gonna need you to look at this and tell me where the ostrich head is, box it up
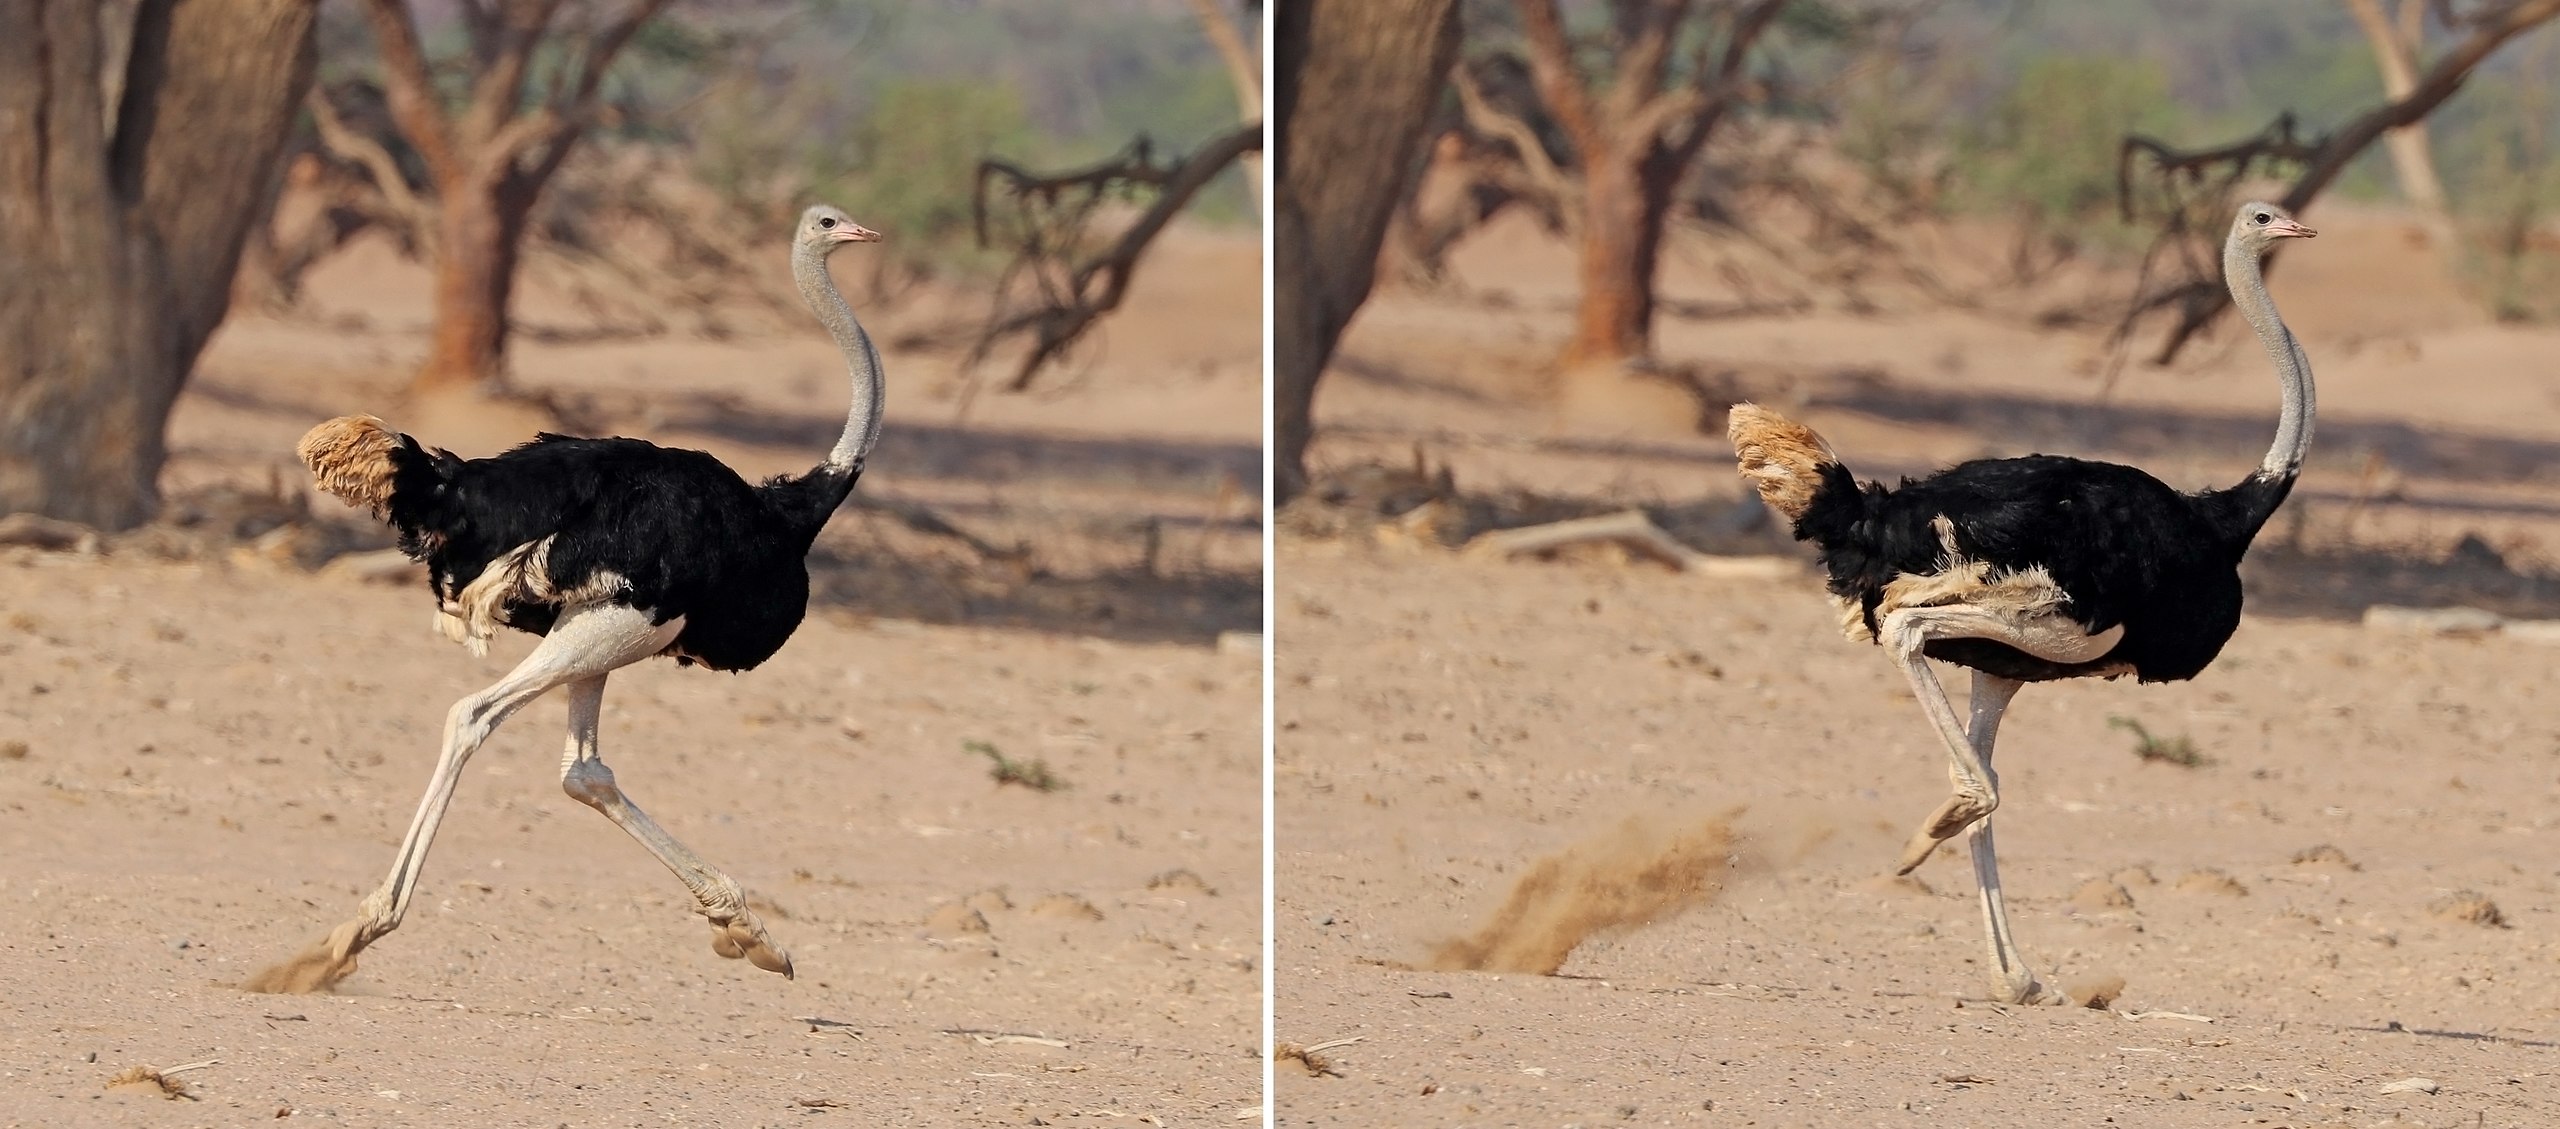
[2231,201,2316,249]
[797,204,881,253]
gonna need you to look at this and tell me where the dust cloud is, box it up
[239,939,357,995]
[1429,812,1741,975]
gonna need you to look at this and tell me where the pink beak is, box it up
[828,223,882,244]
[2270,218,2316,239]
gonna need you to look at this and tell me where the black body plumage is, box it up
[1790,456,2295,684]
[378,432,858,672]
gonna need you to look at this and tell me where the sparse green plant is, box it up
[2108,716,2206,768]
[2441,35,2560,324]
[965,740,1064,792]
[670,2,1248,279]
[690,73,1033,275]
[1957,55,2185,249]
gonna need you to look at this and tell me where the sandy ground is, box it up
[0,224,1260,1124]
[1275,206,2560,1126]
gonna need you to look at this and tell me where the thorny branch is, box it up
[2109,114,2319,370]
[968,123,1262,392]
[2114,0,2560,364]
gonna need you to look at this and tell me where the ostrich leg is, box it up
[1875,604,2116,1004]
[1883,606,2121,874]
[247,604,682,993]
[559,675,794,978]
[1955,671,2052,1005]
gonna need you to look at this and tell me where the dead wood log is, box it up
[0,513,102,553]
[1463,508,1794,576]
[316,547,425,584]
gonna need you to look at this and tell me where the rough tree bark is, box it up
[355,0,669,396]
[1516,0,1788,370]
[1272,0,1462,505]
[0,0,318,529]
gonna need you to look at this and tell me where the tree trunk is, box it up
[1183,0,1265,220]
[232,145,310,314]
[413,175,533,394]
[1514,0,1786,376]
[1561,149,1676,368]
[358,0,669,403]
[1272,0,1461,505]
[0,0,317,530]
[2342,0,2451,216]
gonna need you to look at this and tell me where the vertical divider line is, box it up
[1256,4,1278,1119]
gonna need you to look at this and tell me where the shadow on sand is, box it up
[1657,499,2560,624]
[188,379,1261,648]
[1808,382,2560,491]
[193,381,1262,502]
[673,400,1263,646]
[662,402,1261,501]
[1311,368,2560,626]
[803,540,1257,648]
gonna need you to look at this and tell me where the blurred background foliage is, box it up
[1900,0,2555,230]
[1728,0,2559,315]
[313,0,1253,277]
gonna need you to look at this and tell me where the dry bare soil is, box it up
[1277,207,2560,1127]
[0,226,1261,1124]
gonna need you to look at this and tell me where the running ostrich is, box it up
[252,205,886,992]
[1727,201,2317,1004]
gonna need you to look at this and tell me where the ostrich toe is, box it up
[1894,792,1994,875]
[1999,968,2066,1007]
[710,912,794,978]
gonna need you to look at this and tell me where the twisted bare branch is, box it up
[969,124,1262,391]
[307,87,434,235]
[1451,61,1575,214]
[2116,0,2560,362]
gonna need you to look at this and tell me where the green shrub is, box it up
[1955,55,2184,238]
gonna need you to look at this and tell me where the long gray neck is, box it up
[2224,235,2313,481]
[792,243,884,470]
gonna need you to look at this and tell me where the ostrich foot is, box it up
[708,909,794,979]
[1993,968,2066,1007]
[241,920,371,994]
[1894,792,1993,875]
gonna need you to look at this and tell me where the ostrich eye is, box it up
[2254,213,2270,225]
[819,217,837,229]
